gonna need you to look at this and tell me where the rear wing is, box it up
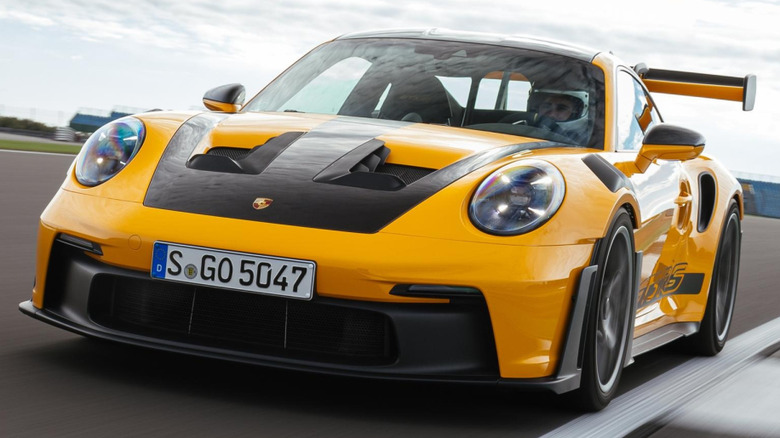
[633,63,756,111]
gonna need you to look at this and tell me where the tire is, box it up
[570,208,635,411]
[685,199,741,356]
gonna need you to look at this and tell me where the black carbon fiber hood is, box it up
[144,113,556,233]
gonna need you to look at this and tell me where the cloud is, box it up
[3,0,775,76]
[0,8,54,27]
[3,0,776,96]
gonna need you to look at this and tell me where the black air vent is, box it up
[698,172,717,232]
[88,275,396,365]
[314,140,434,191]
[187,131,305,174]
[350,145,390,173]
[207,147,251,161]
[375,163,434,185]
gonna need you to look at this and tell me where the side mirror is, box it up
[634,124,705,173]
[203,84,246,113]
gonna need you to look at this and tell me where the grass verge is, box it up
[0,139,80,155]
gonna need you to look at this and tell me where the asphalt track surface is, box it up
[2,150,779,437]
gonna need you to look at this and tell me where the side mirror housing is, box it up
[635,124,705,173]
[203,84,246,113]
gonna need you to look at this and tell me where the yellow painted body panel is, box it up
[634,157,742,335]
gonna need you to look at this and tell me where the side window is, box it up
[476,77,501,109]
[281,57,372,114]
[616,71,660,151]
[506,80,532,110]
[475,72,531,110]
[437,76,471,107]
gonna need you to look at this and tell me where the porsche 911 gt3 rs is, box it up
[20,28,756,410]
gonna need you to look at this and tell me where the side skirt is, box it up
[631,321,700,358]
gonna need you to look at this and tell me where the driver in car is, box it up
[538,94,578,121]
[531,90,590,144]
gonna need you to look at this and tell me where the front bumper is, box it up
[19,242,596,393]
[27,188,596,384]
[21,243,601,394]
[22,241,502,381]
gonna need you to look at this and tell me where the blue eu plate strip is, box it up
[151,242,168,279]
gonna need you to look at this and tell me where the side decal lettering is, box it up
[637,262,704,307]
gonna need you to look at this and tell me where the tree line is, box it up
[0,116,56,133]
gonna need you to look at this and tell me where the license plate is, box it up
[151,242,316,300]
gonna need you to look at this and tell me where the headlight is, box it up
[75,117,145,186]
[469,160,565,235]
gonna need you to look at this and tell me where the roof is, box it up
[336,28,600,62]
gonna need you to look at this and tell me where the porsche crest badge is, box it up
[253,198,273,210]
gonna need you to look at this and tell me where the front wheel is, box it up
[684,199,741,355]
[570,209,635,411]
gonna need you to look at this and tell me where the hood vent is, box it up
[374,163,434,186]
[186,129,434,191]
[313,139,433,191]
[205,147,251,161]
[187,131,305,174]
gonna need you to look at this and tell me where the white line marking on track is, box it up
[542,316,780,438]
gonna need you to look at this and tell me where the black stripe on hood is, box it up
[144,114,559,233]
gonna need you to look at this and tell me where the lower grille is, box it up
[89,275,395,365]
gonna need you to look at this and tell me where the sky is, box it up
[1,0,779,177]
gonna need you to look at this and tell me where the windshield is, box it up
[244,38,605,147]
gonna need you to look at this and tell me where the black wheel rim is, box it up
[715,213,739,342]
[596,226,632,393]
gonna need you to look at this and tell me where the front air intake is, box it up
[88,275,396,365]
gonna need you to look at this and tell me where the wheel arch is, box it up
[733,191,744,220]
[598,192,641,242]
[553,205,640,399]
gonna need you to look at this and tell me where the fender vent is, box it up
[698,172,717,232]
[582,154,630,193]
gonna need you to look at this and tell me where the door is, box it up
[611,69,694,334]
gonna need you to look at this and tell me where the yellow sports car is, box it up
[20,29,756,410]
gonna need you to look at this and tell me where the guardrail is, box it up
[739,178,780,219]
